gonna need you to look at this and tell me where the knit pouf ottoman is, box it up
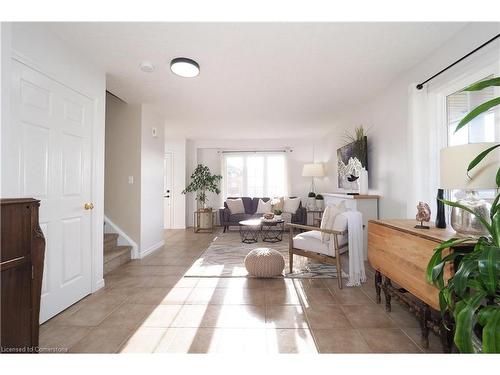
[244,248,285,278]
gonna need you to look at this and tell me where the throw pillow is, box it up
[320,205,334,243]
[256,199,272,214]
[283,197,301,214]
[226,198,245,214]
[320,201,347,242]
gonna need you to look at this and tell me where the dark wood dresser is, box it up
[1,198,45,353]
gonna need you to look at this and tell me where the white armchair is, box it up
[287,214,348,288]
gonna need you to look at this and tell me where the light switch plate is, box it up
[128,176,134,184]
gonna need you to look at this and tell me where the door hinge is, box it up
[32,265,34,279]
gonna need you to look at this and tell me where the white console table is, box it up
[322,193,380,257]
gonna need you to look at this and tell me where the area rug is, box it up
[185,231,348,279]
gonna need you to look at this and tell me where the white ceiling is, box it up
[47,22,467,139]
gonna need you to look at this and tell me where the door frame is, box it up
[164,152,174,229]
[8,49,105,298]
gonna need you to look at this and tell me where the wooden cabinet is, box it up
[1,198,45,353]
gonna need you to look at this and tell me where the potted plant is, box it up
[182,164,222,229]
[273,209,283,220]
[315,194,324,210]
[182,164,222,210]
[426,77,500,353]
[307,192,316,210]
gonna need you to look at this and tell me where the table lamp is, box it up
[440,142,499,236]
[302,163,325,194]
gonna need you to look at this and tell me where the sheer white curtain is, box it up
[284,151,291,197]
[220,151,289,198]
[406,84,442,218]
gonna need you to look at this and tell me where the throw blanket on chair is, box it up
[342,210,366,287]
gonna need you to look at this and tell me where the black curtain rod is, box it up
[416,33,500,90]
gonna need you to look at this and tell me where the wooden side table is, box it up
[306,209,323,227]
[368,219,474,353]
[194,209,216,233]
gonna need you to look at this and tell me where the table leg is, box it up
[383,277,392,312]
[420,304,430,349]
[375,270,382,304]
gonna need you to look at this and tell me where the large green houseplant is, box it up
[182,164,222,210]
[426,77,500,353]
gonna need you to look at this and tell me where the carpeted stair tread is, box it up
[104,233,119,244]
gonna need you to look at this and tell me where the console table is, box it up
[368,219,474,353]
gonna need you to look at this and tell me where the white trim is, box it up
[94,278,105,291]
[104,214,139,259]
[139,240,165,259]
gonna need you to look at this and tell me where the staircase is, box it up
[104,233,132,275]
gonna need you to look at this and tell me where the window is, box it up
[446,75,499,200]
[447,75,498,146]
[222,152,287,198]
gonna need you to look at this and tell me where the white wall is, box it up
[186,137,325,226]
[165,137,187,229]
[140,104,166,256]
[3,22,106,292]
[104,93,142,244]
[323,22,500,219]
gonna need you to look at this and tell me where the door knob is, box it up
[84,203,94,210]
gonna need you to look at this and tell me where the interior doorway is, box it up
[164,152,174,229]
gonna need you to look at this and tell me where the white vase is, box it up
[359,168,369,195]
[315,199,324,210]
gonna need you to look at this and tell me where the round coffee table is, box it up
[239,219,262,244]
[261,219,285,243]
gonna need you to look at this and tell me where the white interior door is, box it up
[164,152,173,229]
[9,59,93,323]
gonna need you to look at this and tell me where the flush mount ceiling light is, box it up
[170,57,200,78]
[139,61,155,73]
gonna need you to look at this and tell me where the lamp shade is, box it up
[302,163,325,177]
[440,143,499,190]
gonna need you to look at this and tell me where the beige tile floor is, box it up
[39,228,444,354]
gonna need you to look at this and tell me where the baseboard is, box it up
[93,278,105,292]
[139,240,165,259]
[104,215,139,258]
